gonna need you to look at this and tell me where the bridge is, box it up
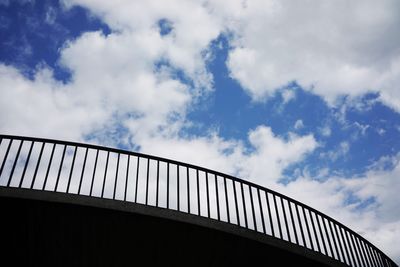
[0,134,397,266]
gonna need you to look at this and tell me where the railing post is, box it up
[66,146,77,193]
[101,151,110,198]
[135,157,140,203]
[309,210,320,252]
[187,167,190,214]
[113,153,120,200]
[145,157,150,205]
[265,192,275,237]
[196,169,200,216]
[224,176,230,223]
[54,145,67,192]
[289,201,299,245]
[233,181,240,225]
[31,142,44,189]
[0,139,13,178]
[7,140,23,187]
[19,141,34,188]
[257,188,266,234]
[281,197,290,242]
[124,155,130,202]
[78,147,88,195]
[89,149,99,196]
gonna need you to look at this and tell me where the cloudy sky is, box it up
[0,0,399,262]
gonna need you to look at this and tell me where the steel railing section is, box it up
[0,134,397,267]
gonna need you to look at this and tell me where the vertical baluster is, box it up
[0,139,13,178]
[376,250,386,267]
[233,180,240,225]
[359,239,372,267]
[266,192,275,237]
[281,198,291,242]
[89,150,99,196]
[364,243,376,267]
[240,182,248,228]
[289,202,299,245]
[316,214,328,255]
[333,224,346,264]
[30,143,44,189]
[66,146,77,193]
[257,188,266,234]
[167,162,170,209]
[77,147,88,195]
[224,177,230,223]
[328,220,341,261]
[296,204,306,247]
[42,144,56,190]
[135,157,140,203]
[206,172,210,218]
[343,229,357,267]
[177,165,180,211]
[375,250,385,267]
[196,169,200,216]
[54,145,67,192]
[302,206,314,250]
[338,226,351,266]
[156,160,160,207]
[145,158,150,205]
[322,217,334,257]
[215,175,220,221]
[368,246,379,267]
[354,236,368,266]
[101,151,110,198]
[249,186,257,231]
[187,167,190,213]
[113,153,120,200]
[349,232,363,267]
[7,140,23,187]
[124,156,131,202]
[273,195,282,238]
[309,210,320,252]
[19,141,34,188]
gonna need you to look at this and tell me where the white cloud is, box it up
[133,125,318,187]
[281,88,295,104]
[320,141,350,161]
[237,126,317,186]
[294,119,304,130]
[63,0,222,90]
[222,0,400,111]
[320,125,331,137]
[377,128,386,136]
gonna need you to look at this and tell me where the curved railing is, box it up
[0,134,397,267]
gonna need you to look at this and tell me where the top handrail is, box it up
[0,134,397,267]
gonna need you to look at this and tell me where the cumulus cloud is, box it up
[294,119,304,130]
[223,0,400,111]
[281,89,295,104]
[320,141,350,162]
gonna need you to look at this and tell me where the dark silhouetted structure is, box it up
[0,134,397,267]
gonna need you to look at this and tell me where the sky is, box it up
[0,0,399,262]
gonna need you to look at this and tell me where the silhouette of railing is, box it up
[0,134,397,267]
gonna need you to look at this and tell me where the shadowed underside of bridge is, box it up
[1,189,335,267]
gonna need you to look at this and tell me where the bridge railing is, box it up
[0,134,397,267]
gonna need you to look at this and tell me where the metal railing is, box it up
[0,134,397,267]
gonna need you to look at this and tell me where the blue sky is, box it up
[0,0,399,261]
